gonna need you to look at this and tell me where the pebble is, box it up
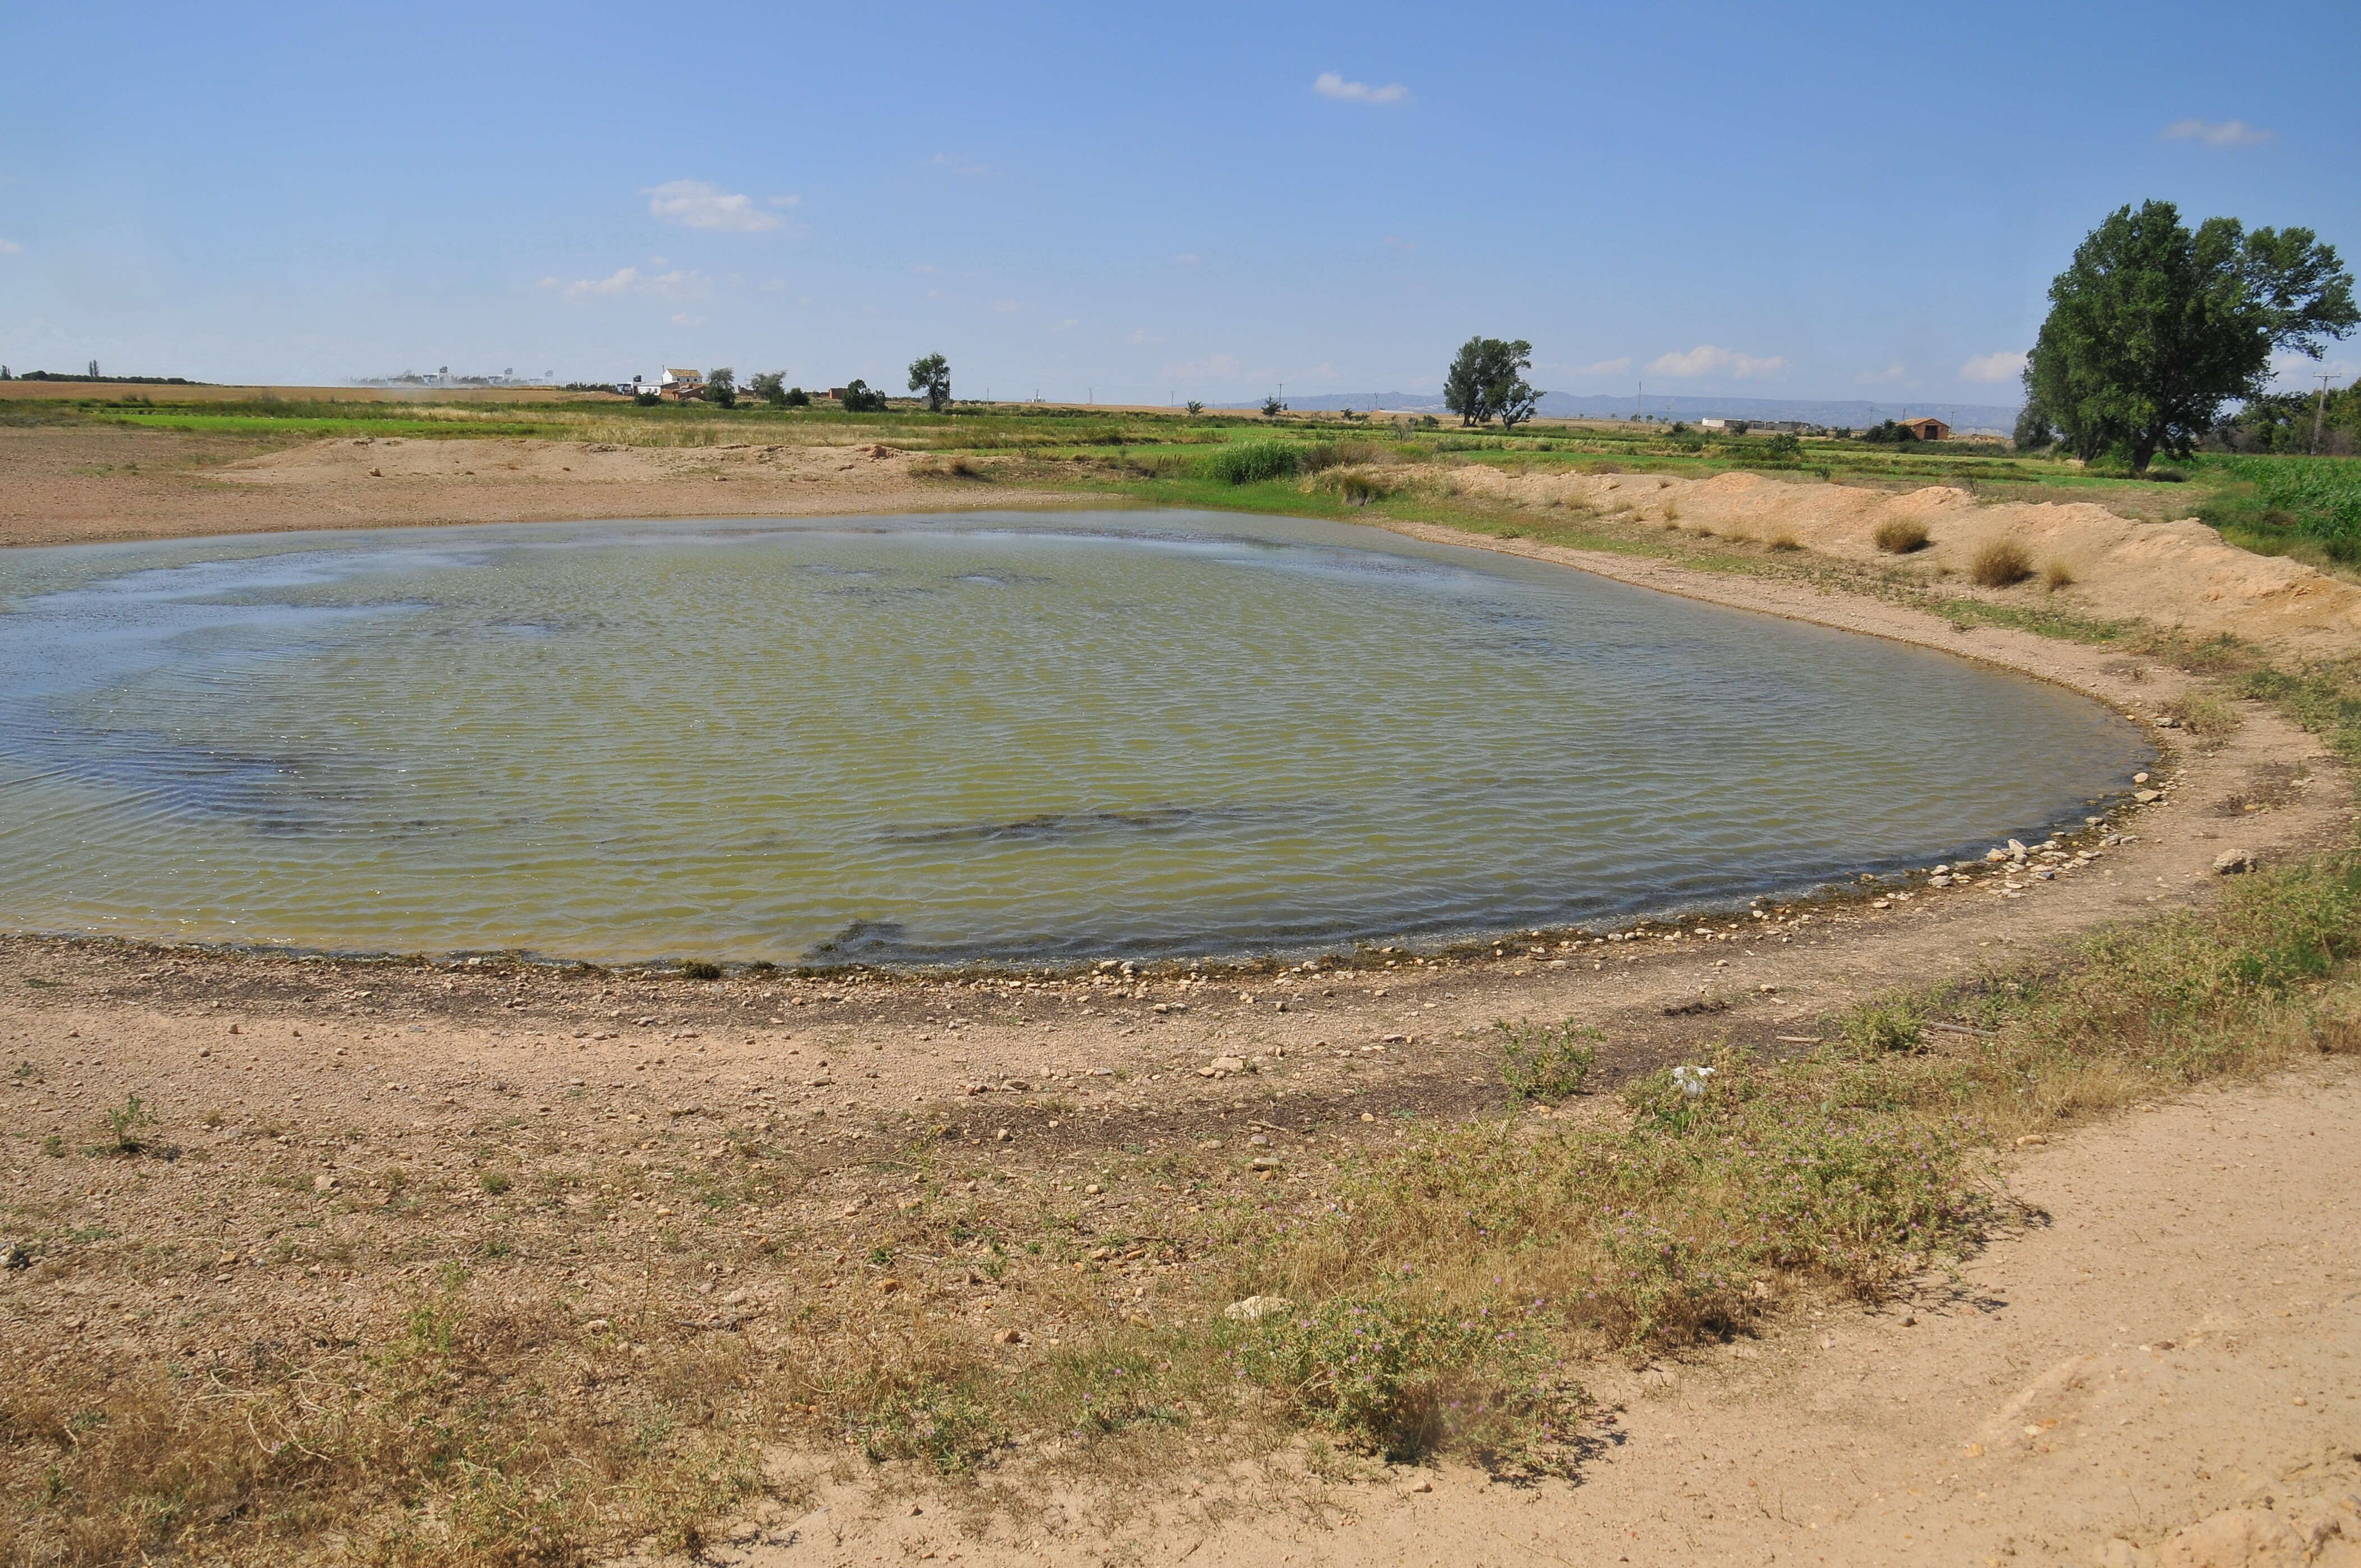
[2134,788,2161,804]
[2213,849,2257,875]
[1224,1295,1291,1323]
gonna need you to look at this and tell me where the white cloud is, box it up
[1857,361,1907,384]
[1577,356,1631,376]
[1960,350,2026,383]
[930,152,995,177]
[2161,118,2273,147]
[991,299,1023,314]
[670,313,708,326]
[643,179,786,232]
[1382,236,1416,251]
[546,266,703,300]
[1648,343,1786,380]
[0,239,21,255]
[1124,328,1161,345]
[1054,318,1078,331]
[1314,71,1409,106]
[1174,252,1201,267]
[1163,353,1242,381]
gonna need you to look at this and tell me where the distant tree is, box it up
[1261,395,1286,419]
[907,353,951,413]
[1442,336,1539,428]
[634,389,661,407]
[2025,199,2357,473]
[2012,400,2057,452]
[783,385,812,407]
[1184,399,1203,415]
[748,371,788,407]
[0,365,11,380]
[1860,419,1916,444]
[1761,432,1802,461]
[840,379,889,413]
[88,359,100,378]
[704,368,738,408]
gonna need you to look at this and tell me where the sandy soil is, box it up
[1425,462,2361,660]
[6,430,2360,1561]
[664,1065,2361,1568]
[0,427,1071,550]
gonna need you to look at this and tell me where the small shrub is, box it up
[848,1379,1008,1473]
[1494,1019,1598,1099]
[99,1095,159,1158]
[1969,539,2034,588]
[1873,517,1931,554]
[2043,558,2076,592]
[679,960,723,981]
[41,1133,66,1158]
[479,1171,512,1196]
[1841,1002,1923,1056]
[1767,531,1802,552]
[2165,691,2242,748]
[1234,1296,1554,1465]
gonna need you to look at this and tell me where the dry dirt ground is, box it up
[0,427,1068,550]
[5,435,2360,1562]
[645,1065,2361,1568]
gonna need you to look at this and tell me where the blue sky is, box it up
[2,2,2355,405]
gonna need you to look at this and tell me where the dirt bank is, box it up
[1422,462,2361,660]
[0,427,1072,550]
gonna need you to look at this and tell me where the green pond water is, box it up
[0,510,2149,963]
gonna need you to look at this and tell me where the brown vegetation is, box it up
[1873,517,1931,554]
[1968,538,2034,588]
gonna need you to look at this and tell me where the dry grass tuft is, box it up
[910,453,989,480]
[2165,691,2243,749]
[2043,558,2077,592]
[1767,531,1802,552]
[1873,517,1931,554]
[1969,538,2034,588]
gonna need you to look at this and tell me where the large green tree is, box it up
[906,352,951,413]
[2024,200,2355,473]
[1442,336,1540,428]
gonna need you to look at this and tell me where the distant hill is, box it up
[1221,390,2022,434]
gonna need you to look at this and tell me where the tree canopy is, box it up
[1442,336,1540,428]
[907,353,950,413]
[703,368,737,409]
[839,379,889,413]
[2024,200,2357,472]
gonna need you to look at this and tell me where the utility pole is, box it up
[1635,379,1642,421]
[2316,373,2337,456]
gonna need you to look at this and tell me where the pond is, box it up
[0,511,2149,964]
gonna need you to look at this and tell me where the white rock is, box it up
[2212,849,2257,875]
[1224,1295,1292,1323]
